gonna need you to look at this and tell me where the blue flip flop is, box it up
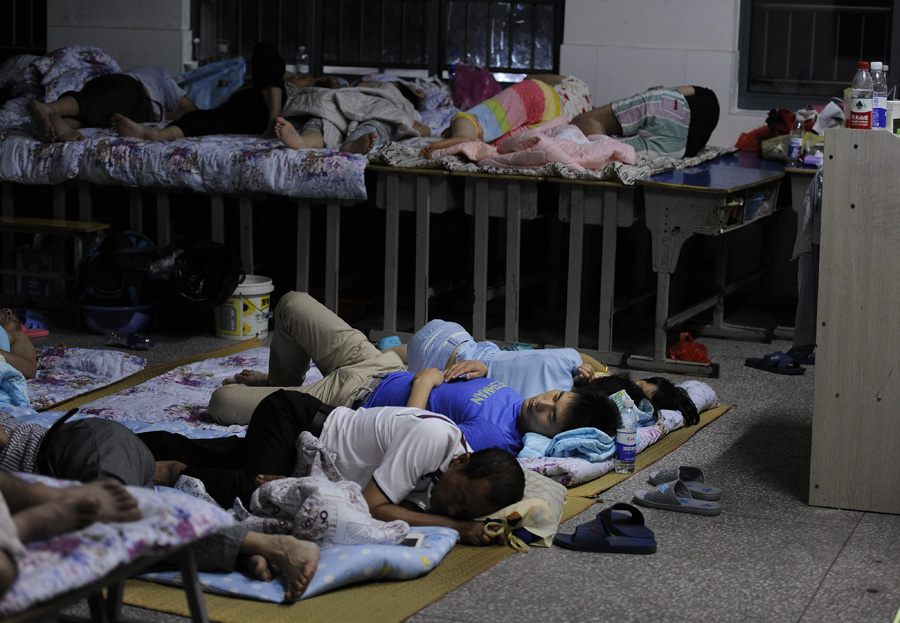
[554,510,657,554]
[597,502,655,539]
[744,351,805,375]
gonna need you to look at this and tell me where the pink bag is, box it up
[452,63,502,110]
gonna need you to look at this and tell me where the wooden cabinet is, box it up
[809,128,900,514]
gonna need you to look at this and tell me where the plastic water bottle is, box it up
[614,397,638,474]
[850,61,874,129]
[787,113,805,166]
[105,331,155,350]
[296,46,309,74]
[871,61,888,130]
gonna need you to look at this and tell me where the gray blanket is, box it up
[282,83,421,149]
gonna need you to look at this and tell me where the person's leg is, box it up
[27,95,82,142]
[340,120,387,154]
[571,104,622,137]
[0,492,24,597]
[43,419,156,487]
[194,523,318,601]
[275,116,325,149]
[0,471,141,526]
[113,114,186,140]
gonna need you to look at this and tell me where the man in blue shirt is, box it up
[209,292,620,453]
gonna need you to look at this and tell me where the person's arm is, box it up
[362,480,497,546]
[441,360,488,383]
[165,95,198,120]
[406,367,443,409]
[3,329,36,379]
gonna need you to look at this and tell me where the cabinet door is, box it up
[809,129,900,514]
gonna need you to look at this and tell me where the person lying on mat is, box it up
[0,470,142,597]
[141,391,525,549]
[383,319,608,398]
[207,292,620,453]
[385,324,699,426]
[586,373,700,427]
[0,308,36,380]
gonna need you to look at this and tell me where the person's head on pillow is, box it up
[517,385,621,439]
[429,448,525,519]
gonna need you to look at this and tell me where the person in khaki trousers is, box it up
[208,292,405,426]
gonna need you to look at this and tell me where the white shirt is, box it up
[320,405,468,511]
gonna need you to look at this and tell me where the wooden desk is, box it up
[455,171,545,343]
[635,156,784,375]
[369,164,461,341]
[548,177,640,365]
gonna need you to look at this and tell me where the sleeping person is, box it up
[422,78,719,160]
[113,42,287,141]
[27,65,196,142]
[207,292,621,453]
[272,79,431,154]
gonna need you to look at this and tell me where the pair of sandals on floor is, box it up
[745,348,815,375]
[554,466,721,554]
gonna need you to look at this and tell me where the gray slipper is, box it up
[648,466,721,501]
[633,479,722,516]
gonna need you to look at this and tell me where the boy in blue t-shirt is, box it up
[365,368,618,454]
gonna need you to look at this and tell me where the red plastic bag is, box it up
[666,332,711,363]
[452,63,502,110]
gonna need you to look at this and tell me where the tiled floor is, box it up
[29,316,900,623]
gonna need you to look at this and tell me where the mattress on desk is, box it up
[0,124,368,200]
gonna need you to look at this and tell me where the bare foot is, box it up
[254,474,287,487]
[274,117,310,150]
[64,481,142,523]
[222,369,269,386]
[112,113,161,140]
[27,100,55,142]
[263,535,319,601]
[420,135,470,158]
[153,460,188,487]
[14,496,99,543]
[49,114,83,142]
[238,553,273,582]
[339,131,377,154]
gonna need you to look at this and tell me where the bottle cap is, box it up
[623,396,634,408]
[858,61,870,70]
[872,61,883,70]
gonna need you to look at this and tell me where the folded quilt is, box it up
[518,426,615,462]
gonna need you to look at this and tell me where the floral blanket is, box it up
[0,473,234,617]
[28,346,147,411]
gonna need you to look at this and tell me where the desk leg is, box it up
[156,190,171,248]
[174,547,211,623]
[504,184,521,344]
[1,184,12,296]
[383,176,400,333]
[472,179,489,341]
[325,201,340,313]
[414,176,431,331]
[296,200,311,292]
[78,183,92,222]
[597,188,618,354]
[239,195,253,276]
[52,185,66,300]
[128,189,142,232]
[565,187,585,348]
[210,196,225,243]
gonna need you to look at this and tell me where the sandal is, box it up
[647,466,721,501]
[633,480,722,516]
[744,351,805,375]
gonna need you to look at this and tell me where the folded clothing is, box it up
[518,427,615,462]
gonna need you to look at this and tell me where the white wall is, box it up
[560,0,766,148]
[46,0,191,77]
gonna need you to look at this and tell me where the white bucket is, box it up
[214,275,274,339]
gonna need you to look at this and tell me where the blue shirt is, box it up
[366,371,526,453]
